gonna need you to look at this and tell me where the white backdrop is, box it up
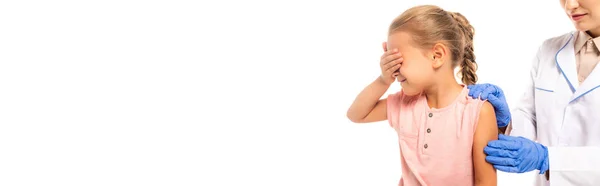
[0,0,573,185]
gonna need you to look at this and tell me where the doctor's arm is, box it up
[482,44,600,184]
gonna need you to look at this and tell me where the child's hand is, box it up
[379,42,403,85]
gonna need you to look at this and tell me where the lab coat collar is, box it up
[556,32,600,103]
[556,32,578,92]
[572,56,600,103]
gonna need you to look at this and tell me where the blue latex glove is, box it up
[467,83,511,127]
[484,134,549,174]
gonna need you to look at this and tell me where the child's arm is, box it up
[346,44,402,123]
[473,102,499,186]
[346,76,393,123]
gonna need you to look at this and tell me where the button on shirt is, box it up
[574,31,600,84]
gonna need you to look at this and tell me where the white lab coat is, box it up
[509,31,600,186]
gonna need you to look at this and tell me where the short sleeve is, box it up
[469,99,487,132]
[387,91,403,128]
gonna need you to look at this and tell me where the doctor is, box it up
[467,0,600,185]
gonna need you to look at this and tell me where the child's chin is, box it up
[402,89,421,96]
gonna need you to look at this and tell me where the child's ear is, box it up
[431,43,447,68]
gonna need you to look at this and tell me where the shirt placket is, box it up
[579,39,600,83]
[422,111,434,155]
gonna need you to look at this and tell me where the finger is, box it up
[488,140,520,150]
[481,85,497,100]
[382,42,388,52]
[385,57,403,70]
[467,85,481,98]
[493,165,520,173]
[467,85,475,91]
[486,94,499,103]
[484,146,518,158]
[497,118,508,128]
[385,48,398,55]
[470,85,484,99]
[496,86,504,94]
[480,92,489,100]
[485,156,518,166]
[486,95,503,110]
[380,48,398,63]
[384,53,402,65]
[487,138,521,151]
[386,63,401,74]
[392,72,399,77]
[383,56,402,70]
[468,90,481,99]
[380,53,387,62]
[498,134,513,141]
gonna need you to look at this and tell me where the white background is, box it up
[0,0,574,185]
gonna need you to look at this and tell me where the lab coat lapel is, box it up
[571,60,600,103]
[556,32,579,93]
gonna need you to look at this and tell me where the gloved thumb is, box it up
[481,85,497,100]
[498,134,511,140]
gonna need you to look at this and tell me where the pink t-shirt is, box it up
[387,86,485,186]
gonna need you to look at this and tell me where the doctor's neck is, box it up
[587,29,600,38]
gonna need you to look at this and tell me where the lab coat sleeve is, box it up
[547,146,600,185]
[507,47,539,140]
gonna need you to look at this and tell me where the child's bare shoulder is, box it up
[479,101,494,115]
[477,101,498,133]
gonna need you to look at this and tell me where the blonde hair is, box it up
[388,5,477,85]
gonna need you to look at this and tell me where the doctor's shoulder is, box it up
[537,31,577,56]
[527,31,577,72]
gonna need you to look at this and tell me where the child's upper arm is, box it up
[473,102,498,186]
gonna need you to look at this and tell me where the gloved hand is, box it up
[484,134,549,174]
[467,83,511,127]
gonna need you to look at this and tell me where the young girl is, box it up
[346,5,498,186]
